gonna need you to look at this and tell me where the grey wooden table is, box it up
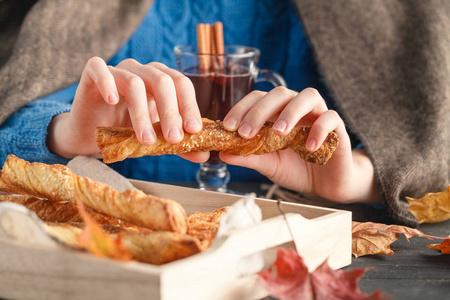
[197,181,450,300]
[347,218,450,300]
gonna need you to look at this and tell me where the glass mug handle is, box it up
[256,69,287,88]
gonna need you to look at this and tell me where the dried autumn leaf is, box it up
[370,228,450,255]
[406,185,450,224]
[76,198,131,261]
[428,238,450,254]
[258,248,312,299]
[258,248,385,300]
[352,221,423,258]
[311,260,386,300]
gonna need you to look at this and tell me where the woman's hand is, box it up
[221,87,383,204]
[47,57,208,163]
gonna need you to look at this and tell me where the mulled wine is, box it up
[187,67,255,120]
[186,66,255,164]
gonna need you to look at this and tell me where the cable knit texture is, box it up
[0,0,320,184]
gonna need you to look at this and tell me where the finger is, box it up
[117,59,184,144]
[81,57,119,105]
[147,95,160,123]
[220,152,279,178]
[179,151,210,163]
[235,87,298,138]
[223,90,267,131]
[108,65,156,146]
[147,62,202,133]
[305,110,344,152]
[272,87,328,136]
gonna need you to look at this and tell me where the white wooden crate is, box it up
[0,180,351,300]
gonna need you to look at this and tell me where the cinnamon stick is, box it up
[196,23,211,72]
[213,21,224,70]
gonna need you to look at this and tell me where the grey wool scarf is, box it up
[294,0,450,226]
[0,0,154,123]
[1,0,449,226]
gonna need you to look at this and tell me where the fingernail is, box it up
[238,122,252,138]
[223,116,238,131]
[142,128,155,144]
[168,126,182,141]
[108,93,118,104]
[306,138,316,151]
[273,120,287,133]
[185,117,202,132]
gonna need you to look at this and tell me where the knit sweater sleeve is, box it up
[0,85,77,166]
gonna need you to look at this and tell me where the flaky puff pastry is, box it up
[0,155,188,233]
[45,222,202,265]
[0,194,149,233]
[187,206,229,250]
[96,118,339,164]
[0,193,223,262]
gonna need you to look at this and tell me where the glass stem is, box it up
[196,161,230,192]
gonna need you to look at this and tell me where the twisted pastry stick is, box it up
[96,118,339,164]
[0,155,188,233]
[187,206,230,250]
[45,223,202,265]
[0,194,149,233]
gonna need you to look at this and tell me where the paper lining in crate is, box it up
[0,180,351,300]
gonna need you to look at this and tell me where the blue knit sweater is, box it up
[0,0,326,183]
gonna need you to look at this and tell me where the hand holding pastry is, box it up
[47,57,208,163]
[220,87,383,204]
[95,118,338,164]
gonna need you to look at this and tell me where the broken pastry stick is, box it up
[96,118,339,164]
[187,206,230,250]
[0,155,188,233]
[45,222,202,265]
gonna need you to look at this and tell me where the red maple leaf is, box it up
[311,260,385,300]
[258,248,387,300]
[258,248,312,299]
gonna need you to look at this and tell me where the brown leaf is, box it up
[258,248,386,300]
[428,238,450,254]
[352,221,423,258]
[406,185,450,224]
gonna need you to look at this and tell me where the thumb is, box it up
[219,152,279,178]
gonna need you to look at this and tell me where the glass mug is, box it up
[174,45,286,192]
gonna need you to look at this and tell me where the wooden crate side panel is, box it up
[0,239,161,300]
[156,210,351,299]
[160,270,266,300]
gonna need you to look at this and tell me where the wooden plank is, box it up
[0,238,161,300]
[130,180,341,219]
[158,211,351,299]
[346,219,450,299]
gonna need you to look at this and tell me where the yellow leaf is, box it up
[406,186,450,224]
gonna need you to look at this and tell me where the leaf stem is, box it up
[379,228,449,240]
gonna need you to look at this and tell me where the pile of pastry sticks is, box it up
[0,155,227,265]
